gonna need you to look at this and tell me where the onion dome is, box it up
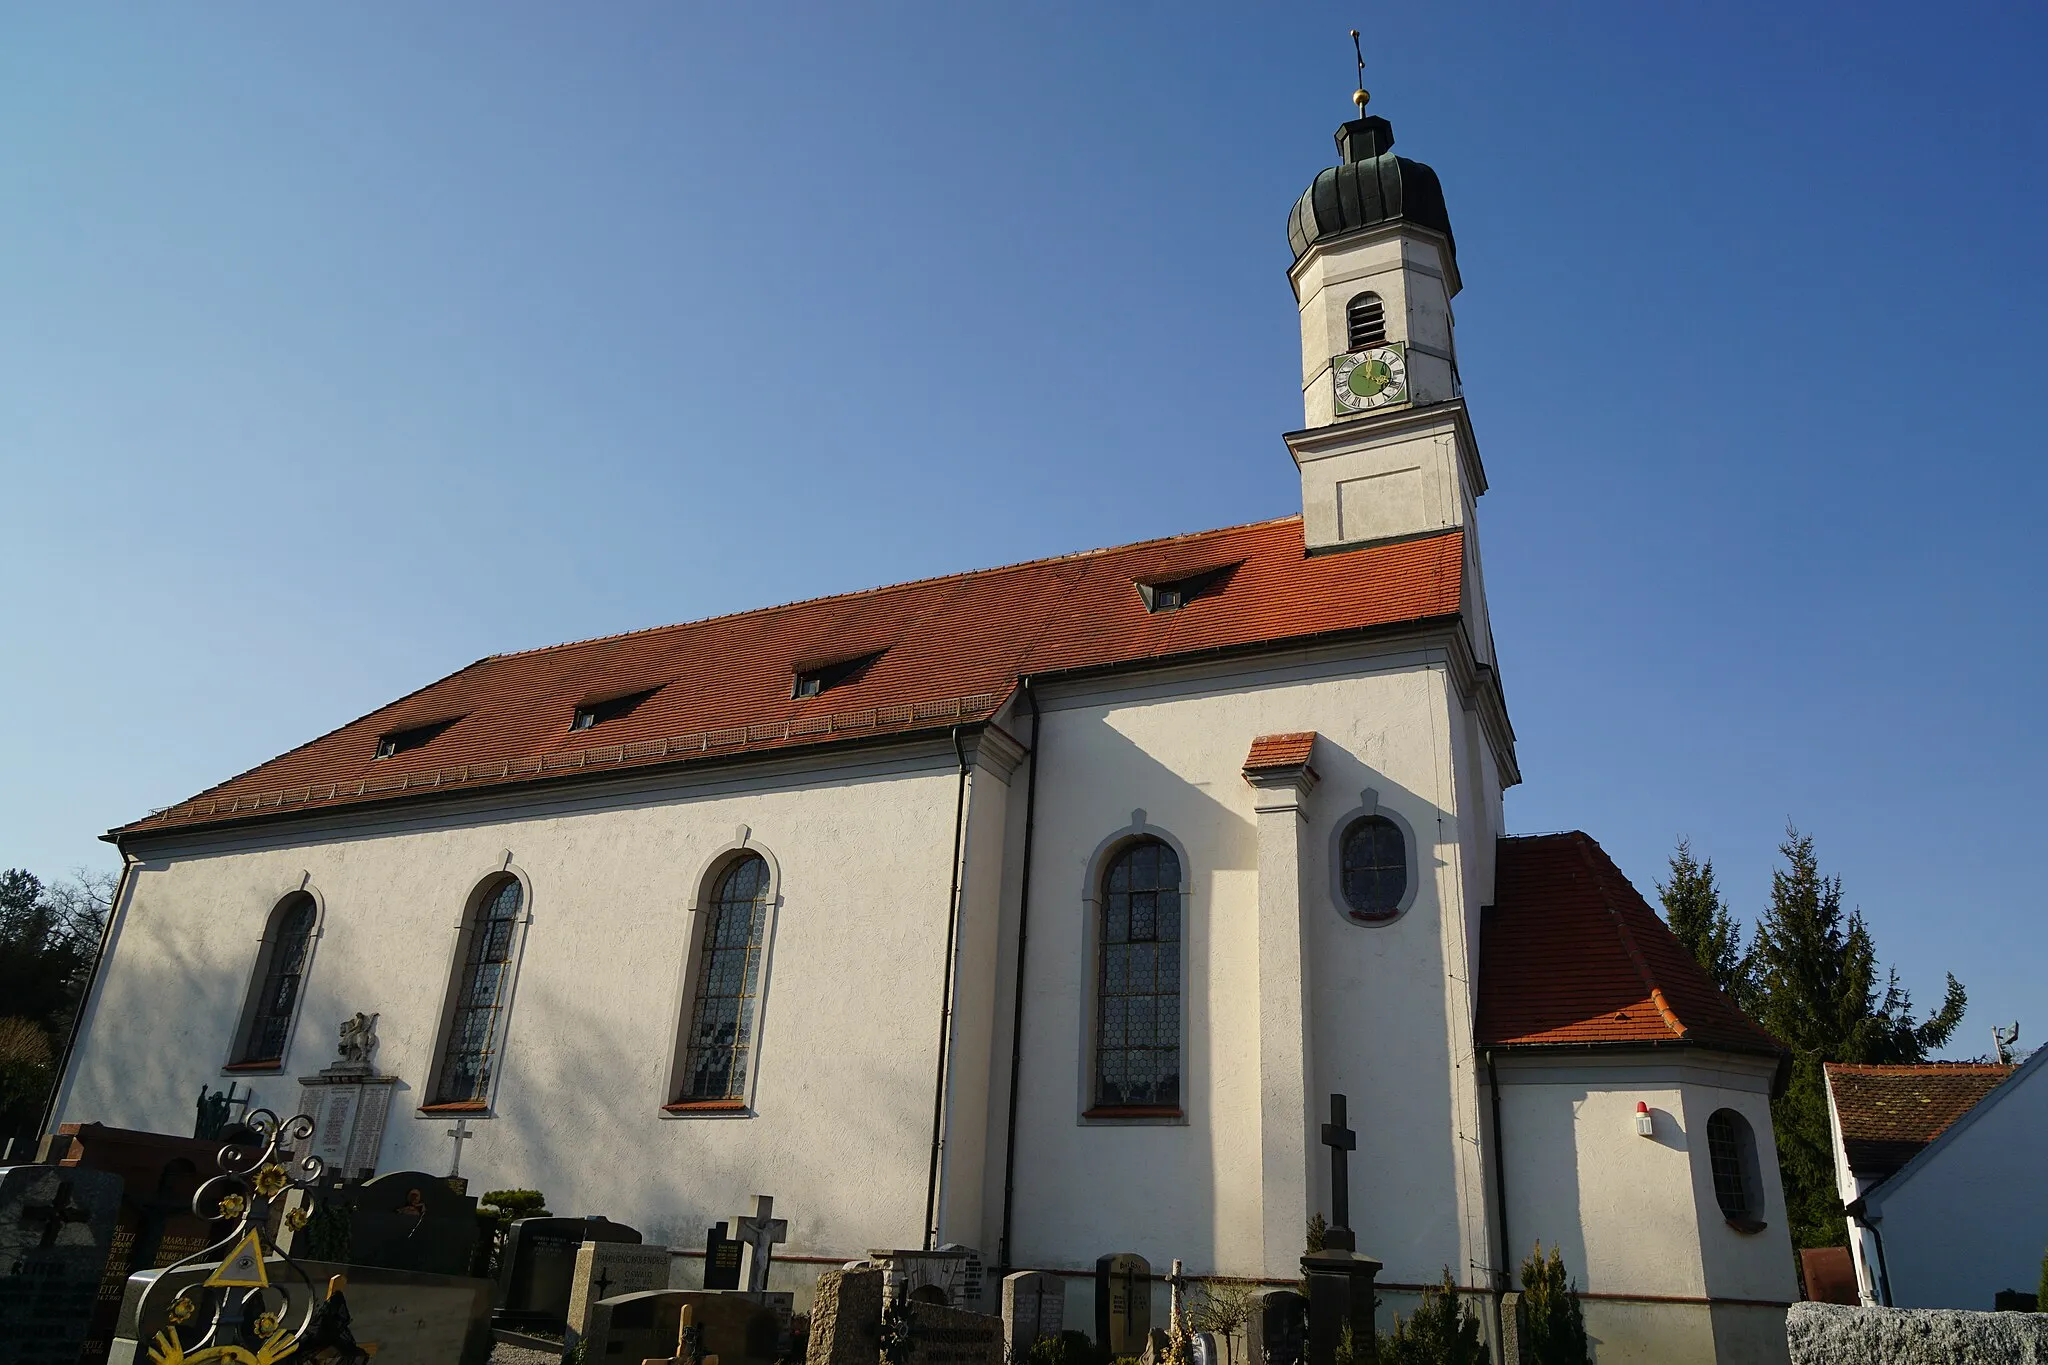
[1287,116,1455,263]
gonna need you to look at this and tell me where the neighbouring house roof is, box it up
[115,518,1467,841]
[1825,1061,2016,1183]
[1476,832,1784,1059]
[1243,732,1318,774]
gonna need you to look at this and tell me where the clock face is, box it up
[1332,344,1409,412]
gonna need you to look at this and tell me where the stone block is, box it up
[808,1268,885,1365]
[1786,1302,2048,1365]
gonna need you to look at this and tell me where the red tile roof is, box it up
[1243,732,1318,773]
[117,518,1465,839]
[1825,1062,2014,1181]
[1477,832,1782,1057]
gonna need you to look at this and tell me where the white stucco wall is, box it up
[1492,1052,1793,1364]
[994,639,1496,1294]
[1860,1057,2047,1310]
[61,738,997,1267]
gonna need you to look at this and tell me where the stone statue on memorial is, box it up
[336,1011,379,1066]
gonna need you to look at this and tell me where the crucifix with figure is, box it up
[731,1194,788,1294]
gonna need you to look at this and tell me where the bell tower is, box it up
[1283,68,1485,555]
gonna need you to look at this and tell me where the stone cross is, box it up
[732,1194,788,1294]
[444,1117,474,1178]
[1320,1094,1358,1252]
[21,1179,89,1248]
[1165,1259,1189,1365]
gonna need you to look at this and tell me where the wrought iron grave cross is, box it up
[1320,1094,1358,1251]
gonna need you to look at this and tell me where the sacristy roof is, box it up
[1477,832,1784,1060]
[114,518,1466,841]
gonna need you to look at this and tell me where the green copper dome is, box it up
[1287,116,1455,263]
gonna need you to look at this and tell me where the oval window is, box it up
[1340,815,1406,920]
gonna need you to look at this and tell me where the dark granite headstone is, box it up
[494,1214,640,1331]
[704,1222,743,1290]
[337,1170,479,1277]
[903,1300,1003,1365]
[51,1124,232,1365]
[0,1165,122,1365]
[1301,1251,1378,1365]
[1259,1290,1307,1365]
[1094,1253,1150,1355]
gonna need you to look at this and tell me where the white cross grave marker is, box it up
[444,1117,474,1178]
[732,1194,788,1293]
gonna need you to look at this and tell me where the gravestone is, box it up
[1496,1291,1524,1365]
[807,1267,885,1365]
[336,1169,480,1276]
[0,1164,122,1365]
[903,1299,1004,1365]
[1304,1096,1379,1365]
[583,1288,778,1364]
[107,1255,493,1365]
[1140,1327,1172,1365]
[872,1246,986,1311]
[1193,1331,1223,1365]
[1094,1253,1151,1355]
[1002,1270,1066,1359]
[295,1012,398,1181]
[565,1240,671,1352]
[1259,1290,1307,1365]
[494,1213,640,1331]
[50,1123,233,1365]
[704,1221,743,1290]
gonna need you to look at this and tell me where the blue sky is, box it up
[3,4,2041,1056]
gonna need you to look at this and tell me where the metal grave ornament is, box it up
[135,1106,327,1364]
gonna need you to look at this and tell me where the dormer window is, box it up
[1346,292,1386,350]
[1136,562,1240,614]
[572,687,658,732]
[373,717,459,759]
[792,650,884,699]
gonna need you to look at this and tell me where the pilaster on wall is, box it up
[1246,758,1318,1276]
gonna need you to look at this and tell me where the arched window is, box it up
[234,893,317,1065]
[432,876,524,1106]
[1339,815,1407,921]
[678,855,772,1104]
[1094,839,1182,1111]
[1346,291,1386,350]
[1706,1108,1765,1228]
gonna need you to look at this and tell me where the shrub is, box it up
[1378,1268,1487,1365]
[1519,1244,1589,1365]
[477,1188,549,1276]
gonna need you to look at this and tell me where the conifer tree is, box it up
[1746,827,1967,1248]
[1657,840,1745,998]
[1518,1244,1589,1365]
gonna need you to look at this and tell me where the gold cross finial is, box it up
[1349,29,1370,114]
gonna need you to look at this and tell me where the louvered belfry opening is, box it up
[1346,292,1386,351]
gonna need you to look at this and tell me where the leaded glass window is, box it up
[238,894,316,1064]
[1707,1109,1760,1222]
[1340,815,1406,920]
[679,855,771,1103]
[434,876,523,1105]
[1095,839,1182,1110]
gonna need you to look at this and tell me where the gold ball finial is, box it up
[1353,88,1370,111]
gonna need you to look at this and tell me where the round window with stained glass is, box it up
[1340,814,1407,921]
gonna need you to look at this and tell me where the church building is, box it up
[55,99,1799,1363]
